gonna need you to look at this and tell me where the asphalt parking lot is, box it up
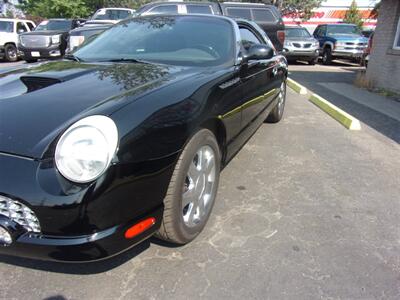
[0,75,399,299]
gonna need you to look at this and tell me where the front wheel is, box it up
[322,48,332,65]
[155,129,221,244]
[4,44,18,62]
[266,80,286,123]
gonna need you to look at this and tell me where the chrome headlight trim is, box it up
[55,115,118,183]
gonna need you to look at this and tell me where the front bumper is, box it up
[19,44,63,60]
[282,48,319,60]
[0,152,177,262]
[0,206,163,262]
[332,48,365,58]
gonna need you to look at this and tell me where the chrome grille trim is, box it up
[20,35,51,48]
[0,195,41,233]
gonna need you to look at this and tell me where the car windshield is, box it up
[74,16,235,67]
[0,21,13,33]
[36,20,72,31]
[285,28,311,38]
[93,9,132,20]
[327,25,361,35]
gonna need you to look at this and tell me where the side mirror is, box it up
[243,44,274,63]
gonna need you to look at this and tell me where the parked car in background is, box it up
[137,1,285,51]
[313,23,368,65]
[0,14,287,262]
[84,7,136,26]
[68,24,111,52]
[0,18,35,62]
[18,19,85,63]
[361,29,374,38]
[282,25,319,65]
[362,31,374,67]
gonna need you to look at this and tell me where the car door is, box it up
[314,25,326,49]
[238,25,279,129]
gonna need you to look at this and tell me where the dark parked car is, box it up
[67,24,111,52]
[313,23,368,65]
[0,15,287,262]
[136,1,285,51]
[283,25,319,65]
[18,19,85,63]
[362,32,374,67]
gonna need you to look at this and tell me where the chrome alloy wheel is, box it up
[7,47,17,60]
[182,145,216,227]
[277,81,286,115]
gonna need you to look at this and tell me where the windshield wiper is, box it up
[100,58,149,64]
[64,54,83,62]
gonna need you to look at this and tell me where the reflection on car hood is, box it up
[0,60,196,158]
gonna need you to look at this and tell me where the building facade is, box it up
[283,0,379,33]
[366,0,400,94]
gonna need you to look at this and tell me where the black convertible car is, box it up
[0,15,287,262]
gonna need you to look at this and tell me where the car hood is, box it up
[328,34,368,42]
[0,60,195,159]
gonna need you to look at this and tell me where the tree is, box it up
[19,0,91,18]
[370,1,380,19]
[271,0,323,20]
[343,0,364,29]
[84,0,137,10]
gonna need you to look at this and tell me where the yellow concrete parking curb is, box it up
[287,78,308,95]
[309,94,361,130]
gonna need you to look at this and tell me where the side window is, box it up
[26,22,35,31]
[186,4,213,14]
[252,9,276,22]
[320,26,327,36]
[148,5,178,14]
[240,27,262,50]
[17,22,28,33]
[225,8,251,20]
[394,17,400,49]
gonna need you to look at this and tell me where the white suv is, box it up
[0,18,36,62]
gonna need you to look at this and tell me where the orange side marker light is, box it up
[125,217,156,239]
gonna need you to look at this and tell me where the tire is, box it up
[322,48,332,65]
[155,128,221,244]
[266,80,286,123]
[4,44,18,62]
[25,59,38,63]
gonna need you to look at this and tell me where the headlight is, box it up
[55,115,118,183]
[69,35,85,52]
[284,41,292,47]
[51,35,61,44]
